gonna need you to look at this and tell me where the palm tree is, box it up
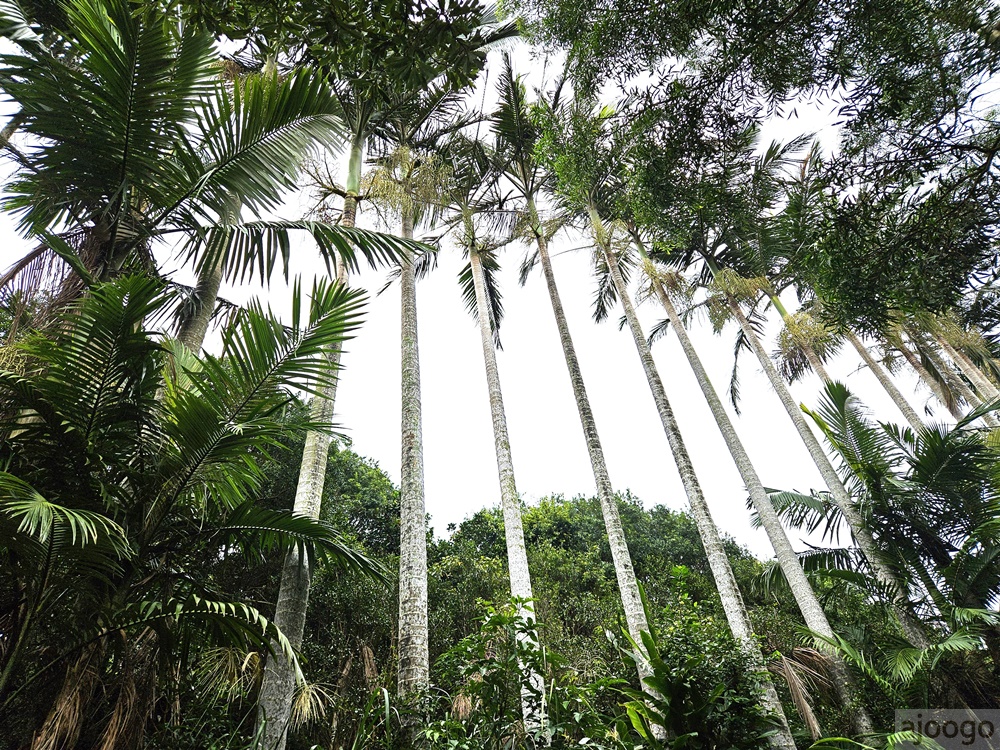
[0,275,380,749]
[682,135,936,659]
[435,135,545,728]
[370,91,460,696]
[0,0,408,337]
[711,270,932,657]
[773,382,1000,708]
[623,128,880,730]
[915,311,1000,404]
[885,326,966,420]
[844,330,926,432]
[367,17,515,695]
[256,264,351,750]
[489,63,654,687]
[253,7,515,736]
[904,322,1000,428]
[538,99,797,747]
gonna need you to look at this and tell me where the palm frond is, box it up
[154,281,366,530]
[214,503,386,582]
[458,250,504,348]
[181,220,419,284]
[164,68,345,229]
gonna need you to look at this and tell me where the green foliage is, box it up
[0,0,411,302]
[0,276,378,747]
[621,593,777,750]
[422,599,627,750]
[772,382,1000,711]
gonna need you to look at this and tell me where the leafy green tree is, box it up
[0,276,379,748]
[0,0,407,330]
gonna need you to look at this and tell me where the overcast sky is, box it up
[0,47,953,562]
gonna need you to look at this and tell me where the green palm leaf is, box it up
[153,280,366,530]
[182,219,419,284]
[215,503,387,582]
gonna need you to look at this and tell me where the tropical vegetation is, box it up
[1,0,999,746]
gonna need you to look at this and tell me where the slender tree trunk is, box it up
[256,191,359,750]
[528,216,649,675]
[397,204,429,695]
[845,331,924,433]
[715,293,873,733]
[469,248,544,731]
[1,112,24,148]
[936,333,999,401]
[895,338,963,420]
[728,295,931,650]
[641,257,878,732]
[176,257,224,352]
[589,228,794,749]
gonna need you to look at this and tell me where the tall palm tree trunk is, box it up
[469,248,544,729]
[176,258,224,352]
[721,294,876,732]
[398,204,429,695]
[764,309,933,649]
[639,256,877,732]
[529,222,648,670]
[256,259,349,750]
[589,228,794,748]
[257,187,361,750]
[845,331,924,432]
[725,294,931,653]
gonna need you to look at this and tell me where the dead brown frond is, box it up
[452,692,473,722]
[768,647,833,741]
[362,643,378,685]
[97,631,158,750]
[335,652,354,695]
[31,641,105,750]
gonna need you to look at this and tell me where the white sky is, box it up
[0,46,953,562]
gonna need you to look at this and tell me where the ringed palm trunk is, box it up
[468,247,544,730]
[637,250,879,732]
[526,203,649,673]
[256,194,360,750]
[176,256,224,352]
[844,331,924,433]
[587,217,794,749]
[397,201,429,695]
[719,293,877,732]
